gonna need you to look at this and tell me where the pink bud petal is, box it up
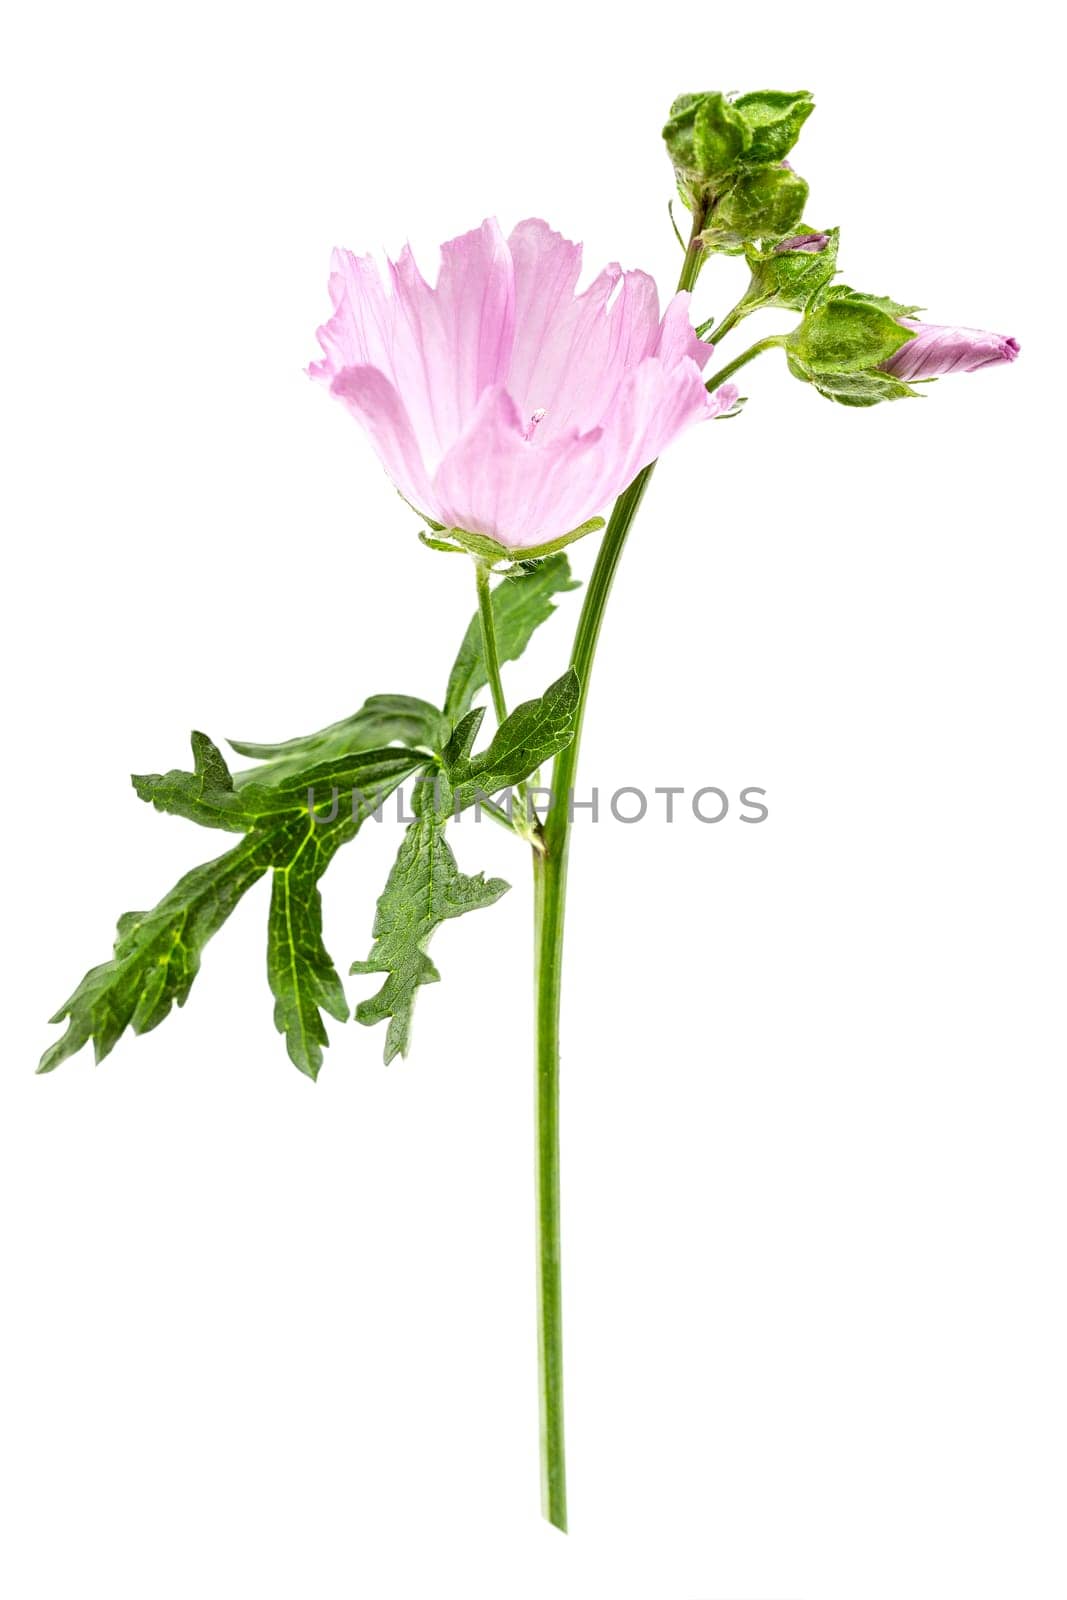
[882,319,1020,380]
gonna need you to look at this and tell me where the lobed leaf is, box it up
[42,735,427,1079]
[351,781,509,1063]
[228,694,446,786]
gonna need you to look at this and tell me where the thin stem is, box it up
[530,202,709,1534]
[474,558,508,726]
[701,293,765,347]
[677,196,708,296]
[474,559,541,844]
[704,333,784,394]
[481,795,521,833]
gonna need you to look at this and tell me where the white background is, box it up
[1,4,1061,1597]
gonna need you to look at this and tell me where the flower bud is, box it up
[708,164,809,252]
[775,231,830,253]
[784,287,1020,406]
[784,285,922,405]
[742,226,839,311]
[663,89,814,244]
[663,93,750,208]
[880,320,1020,379]
[787,288,916,374]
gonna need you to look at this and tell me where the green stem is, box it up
[474,558,508,726]
[532,465,654,1533]
[704,333,784,394]
[530,202,709,1534]
[700,291,767,346]
[474,559,541,845]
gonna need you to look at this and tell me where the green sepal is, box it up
[788,363,921,406]
[443,553,579,723]
[731,90,814,165]
[418,530,466,554]
[787,296,915,375]
[707,165,810,252]
[42,734,428,1079]
[351,773,509,1064]
[435,517,603,568]
[742,226,840,311]
[811,282,924,319]
[663,92,751,200]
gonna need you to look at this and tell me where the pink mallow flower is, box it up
[882,319,1020,381]
[311,218,735,551]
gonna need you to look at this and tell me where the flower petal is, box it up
[709,382,740,414]
[404,219,515,449]
[882,319,1020,379]
[653,290,713,371]
[582,356,715,507]
[310,248,398,386]
[329,366,437,520]
[431,385,609,549]
[504,222,664,440]
[504,219,584,413]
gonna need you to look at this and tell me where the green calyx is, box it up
[663,89,814,250]
[664,92,751,188]
[419,517,605,568]
[742,225,840,312]
[785,283,925,405]
[706,165,810,254]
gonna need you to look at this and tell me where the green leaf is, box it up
[229,694,446,785]
[443,554,579,723]
[447,669,581,809]
[40,846,272,1076]
[732,90,814,164]
[42,735,428,1079]
[351,780,509,1063]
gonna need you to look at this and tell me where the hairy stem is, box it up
[700,293,765,345]
[704,333,784,394]
[529,200,708,1533]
